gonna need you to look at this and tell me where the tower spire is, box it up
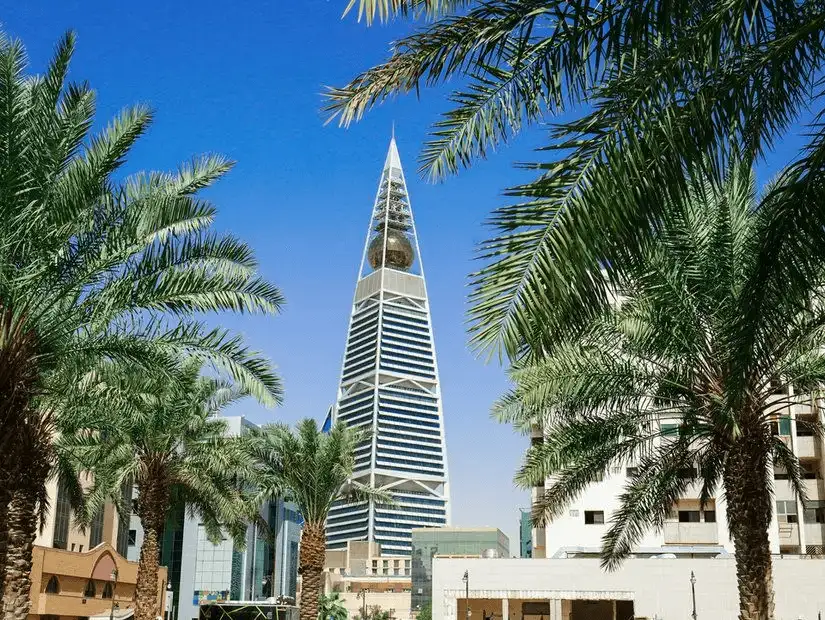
[327,139,451,556]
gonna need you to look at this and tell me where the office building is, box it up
[326,137,450,555]
[411,527,509,612]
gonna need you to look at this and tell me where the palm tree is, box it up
[318,592,349,620]
[330,0,825,360]
[244,420,390,620]
[59,359,265,620]
[495,159,825,620]
[0,31,282,620]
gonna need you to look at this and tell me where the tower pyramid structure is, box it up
[326,137,450,555]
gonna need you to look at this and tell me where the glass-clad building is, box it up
[411,528,510,610]
[326,137,451,556]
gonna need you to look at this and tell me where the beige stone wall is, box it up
[28,543,167,619]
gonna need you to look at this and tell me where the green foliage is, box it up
[0,28,282,516]
[330,0,825,360]
[417,603,432,620]
[243,419,391,527]
[357,606,393,620]
[57,358,260,544]
[319,592,349,620]
[499,159,825,569]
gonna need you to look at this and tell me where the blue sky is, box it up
[5,0,813,553]
[1,0,548,548]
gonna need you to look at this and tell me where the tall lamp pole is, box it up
[109,567,119,620]
[462,571,470,620]
[358,588,367,619]
[690,571,697,620]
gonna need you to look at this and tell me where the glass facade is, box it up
[327,138,450,556]
[410,529,510,610]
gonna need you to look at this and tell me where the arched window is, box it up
[83,579,96,598]
[102,581,113,599]
[44,576,60,594]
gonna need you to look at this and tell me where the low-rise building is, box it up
[28,542,167,620]
[324,541,412,619]
[431,555,825,620]
[411,528,509,613]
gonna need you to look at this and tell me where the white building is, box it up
[326,136,451,556]
[431,555,825,620]
[528,390,825,560]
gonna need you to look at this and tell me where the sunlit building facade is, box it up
[326,137,450,556]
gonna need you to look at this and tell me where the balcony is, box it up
[796,436,818,459]
[663,522,718,545]
[804,479,825,499]
[778,523,799,545]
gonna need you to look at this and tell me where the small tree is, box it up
[416,604,432,620]
[318,592,348,620]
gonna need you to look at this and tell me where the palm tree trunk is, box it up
[0,486,11,596]
[723,428,775,620]
[1,488,37,620]
[299,521,326,620]
[134,480,168,620]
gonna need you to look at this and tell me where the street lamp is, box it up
[462,571,470,620]
[109,567,119,620]
[690,571,697,620]
[358,588,367,620]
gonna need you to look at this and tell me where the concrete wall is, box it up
[432,557,825,620]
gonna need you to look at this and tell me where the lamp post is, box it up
[690,571,697,620]
[358,588,367,620]
[462,571,470,620]
[109,567,119,620]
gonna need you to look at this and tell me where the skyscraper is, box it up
[326,137,450,555]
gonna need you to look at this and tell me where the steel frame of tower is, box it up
[326,138,451,556]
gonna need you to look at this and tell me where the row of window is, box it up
[45,575,115,599]
[776,500,825,523]
[581,509,716,525]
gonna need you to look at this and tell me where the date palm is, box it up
[0,31,282,620]
[331,0,825,360]
[496,159,825,620]
[59,359,265,620]
[244,420,390,620]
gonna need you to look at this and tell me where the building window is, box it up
[45,576,60,594]
[801,462,819,480]
[776,500,798,523]
[89,510,105,548]
[116,481,133,557]
[102,582,113,599]
[52,479,72,550]
[661,423,680,436]
[803,501,825,524]
[770,417,792,436]
[678,511,701,523]
[584,511,605,525]
[128,530,137,546]
[626,467,639,477]
[83,580,96,598]
[704,510,717,523]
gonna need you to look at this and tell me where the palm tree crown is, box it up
[61,359,261,620]
[499,160,825,619]
[0,29,282,620]
[245,420,390,620]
